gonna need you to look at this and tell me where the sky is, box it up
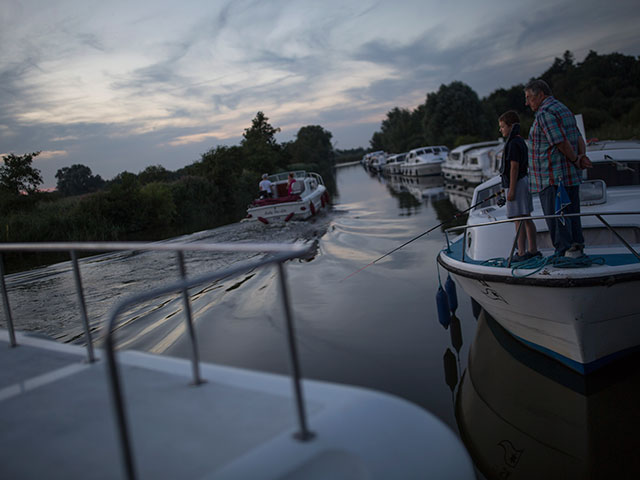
[1,0,639,189]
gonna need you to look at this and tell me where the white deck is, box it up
[0,330,475,479]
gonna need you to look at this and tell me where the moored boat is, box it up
[246,171,329,223]
[437,140,640,373]
[399,145,448,176]
[442,140,501,183]
[381,152,406,175]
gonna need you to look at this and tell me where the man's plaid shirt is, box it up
[528,96,583,193]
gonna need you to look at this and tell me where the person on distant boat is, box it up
[258,173,273,199]
[287,172,297,195]
[498,110,539,262]
[525,79,592,257]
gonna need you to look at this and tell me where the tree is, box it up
[289,125,334,168]
[200,146,252,217]
[241,111,282,173]
[423,81,491,146]
[138,165,172,185]
[55,164,104,196]
[0,152,43,194]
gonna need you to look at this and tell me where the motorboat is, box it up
[368,152,388,173]
[437,140,640,374]
[361,151,386,171]
[399,146,449,176]
[455,311,640,478]
[381,153,406,175]
[0,241,476,479]
[246,171,329,223]
[442,140,502,184]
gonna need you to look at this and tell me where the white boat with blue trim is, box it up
[438,140,640,374]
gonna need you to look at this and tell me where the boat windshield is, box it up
[587,160,640,187]
[473,183,503,210]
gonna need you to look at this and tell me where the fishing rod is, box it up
[340,187,505,282]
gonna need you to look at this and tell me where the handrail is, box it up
[0,241,315,480]
[443,211,640,262]
[0,241,308,355]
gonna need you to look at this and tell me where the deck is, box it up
[0,330,307,479]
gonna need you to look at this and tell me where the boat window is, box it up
[469,157,478,165]
[587,159,640,187]
[473,184,502,210]
[424,149,432,154]
[579,180,606,205]
[451,153,461,161]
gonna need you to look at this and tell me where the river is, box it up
[3,163,639,478]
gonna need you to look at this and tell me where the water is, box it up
[3,163,640,478]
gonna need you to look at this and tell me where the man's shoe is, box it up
[564,244,585,258]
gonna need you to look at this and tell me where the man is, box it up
[524,79,592,257]
[258,173,273,199]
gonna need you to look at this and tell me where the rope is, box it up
[481,254,606,278]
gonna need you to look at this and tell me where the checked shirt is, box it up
[528,96,583,193]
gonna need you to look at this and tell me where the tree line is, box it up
[369,50,640,153]
[0,112,336,271]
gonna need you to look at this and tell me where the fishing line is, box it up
[339,188,505,282]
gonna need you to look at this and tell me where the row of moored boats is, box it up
[366,136,640,377]
[362,139,506,183]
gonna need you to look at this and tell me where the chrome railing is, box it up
[443,211,640,264]
[0,241,315,480]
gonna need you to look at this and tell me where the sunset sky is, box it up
[2,0,639,188]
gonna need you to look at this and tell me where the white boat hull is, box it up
[439,251,640,373]
[247,172,328,222]
[400,162,442,177]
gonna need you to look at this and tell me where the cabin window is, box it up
[424,149,432,154]
[587,160,640,187]
[473,184,502,210]
[469,157,478,165]
[579,180,606,205]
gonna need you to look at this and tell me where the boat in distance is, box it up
[399,145,449,177]
[441,140,502,184]
[246,171,329,223]
[438,140,640,374]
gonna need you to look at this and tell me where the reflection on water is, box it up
[454,311,640,479]
[444,180,477,211]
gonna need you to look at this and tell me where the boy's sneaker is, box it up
[511,253,528,263]
[524,251,542,260]
[564,244,585,258]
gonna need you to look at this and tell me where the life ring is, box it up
[258,217,269,224]
[284,212,294,222]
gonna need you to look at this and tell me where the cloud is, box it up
[37,150,68,160]
[1,0,639,188]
